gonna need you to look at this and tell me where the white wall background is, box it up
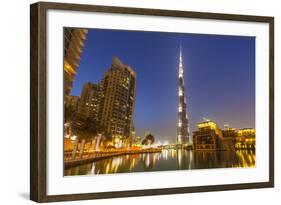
[0,0,279,204]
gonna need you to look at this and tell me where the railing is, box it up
[64,148,162,168]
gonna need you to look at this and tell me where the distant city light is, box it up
[163,141,169,145]
[70,135,77,140]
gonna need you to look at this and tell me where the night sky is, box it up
[70,28,255,143]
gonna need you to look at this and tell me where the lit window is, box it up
[179,67,183,78]
[178,106,182,112]
[179,88,183,96]
[178,121,182,127]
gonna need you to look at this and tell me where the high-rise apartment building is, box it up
[99,57,136,144]
[64,28,88,95]
[75,57,136,145]
[78,82,100,120]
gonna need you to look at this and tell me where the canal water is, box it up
[64,149,255,176]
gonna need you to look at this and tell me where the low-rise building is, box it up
[193,120,221,150]
[235,128,255,149]
[193,120,232,151]
[222,125,238,151]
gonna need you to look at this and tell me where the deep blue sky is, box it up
[71,28,255,143]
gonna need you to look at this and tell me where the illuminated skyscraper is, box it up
[64,28,88,95]
[177,47,191,145]
[77,82,100,120]
[99,57,136,144]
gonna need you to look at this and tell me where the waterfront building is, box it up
[77,82,100,120]
[222,124,238,138]
[222,125,238,151]
[177,47,191,145]
[64,28,88,95]
[235,128,256,149]
[193,120,231,151]
[193,120,222,150]
[238,128,255,137]
[99,57,136,146]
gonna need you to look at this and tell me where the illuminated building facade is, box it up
[177,48,191,145]
[99,57,136,144]
[193,120,255,151]
[222,125,238,151]
[77,82,100,120]
[235,128,256,149]
[193,120,223,150]
[222,125,238,138]
[64,28,88,95]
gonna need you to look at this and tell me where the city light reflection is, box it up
[65,149,255,176]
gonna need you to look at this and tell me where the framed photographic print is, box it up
[30,1,274,202]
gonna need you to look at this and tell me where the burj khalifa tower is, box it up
[177,47,191,145]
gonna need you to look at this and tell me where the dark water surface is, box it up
[65,149,255,176]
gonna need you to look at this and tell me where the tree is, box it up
[141,134,155,145]
[64,104,77,123]
[71,115,103,142]
[64,104,106,142]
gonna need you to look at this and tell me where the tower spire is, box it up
[177,47,191,145]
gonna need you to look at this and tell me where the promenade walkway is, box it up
[64,148,162,168]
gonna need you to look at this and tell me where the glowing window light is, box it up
[179,88,183,96]
[70,135,77,140]
[179,67,183,78]
[178,106,182,112]
[178,122,182,127]
[177,135,182,143]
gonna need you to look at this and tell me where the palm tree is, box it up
[71,115,103,142]
[64,105,77,123]
[142,134,155,145]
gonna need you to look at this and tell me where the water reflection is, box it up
[65,149,255,176]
